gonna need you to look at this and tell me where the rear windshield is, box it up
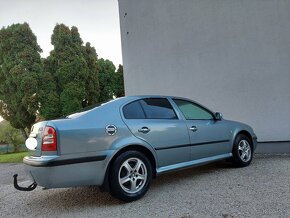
[65,99,113,118]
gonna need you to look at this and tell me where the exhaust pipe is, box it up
[13,174,37,191]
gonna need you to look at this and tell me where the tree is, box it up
[114,64,125,97]
[40,24,100,118]
[0,23,43,138]
[82,42,100,107]
[97,60,125,101]
[0,120,25,152]
[97,58,116,102]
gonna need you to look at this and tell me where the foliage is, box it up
[97,59,125,102]
[0,151,28,163]
[97,58,116,102]
[0,120,25,152]
[0,23,43,138]
[114,64,125,97]
[40,24,100,119]
[83,42,100,107]
[0,22,124,128]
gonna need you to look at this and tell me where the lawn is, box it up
[0,151,28,163]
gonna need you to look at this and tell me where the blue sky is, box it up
[0,0,122,66]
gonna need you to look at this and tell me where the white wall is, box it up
[118,0,290,141]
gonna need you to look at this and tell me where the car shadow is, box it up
[29,160,235,209]
[150,160,234,189]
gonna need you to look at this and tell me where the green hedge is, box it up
[0,144,27,154]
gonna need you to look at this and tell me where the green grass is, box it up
[0,151,28,163]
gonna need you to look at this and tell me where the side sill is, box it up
[156,153,232,175]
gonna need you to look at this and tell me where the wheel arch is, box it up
[101,144,157,191]
[234,130,253,146]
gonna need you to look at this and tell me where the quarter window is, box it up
[173,99,213,120]
[140,98,177,119]
[123,101,146,119]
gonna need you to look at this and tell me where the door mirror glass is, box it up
[215,112,223,120]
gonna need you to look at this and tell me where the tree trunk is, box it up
[20,128,28,140]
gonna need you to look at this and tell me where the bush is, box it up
[0,121,25,152]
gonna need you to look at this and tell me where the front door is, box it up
[172,99,231,160]
[122,98,191,167]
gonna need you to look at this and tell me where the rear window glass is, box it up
[140,98,177,119]
[66,99,114,119]
[123,101,146,119]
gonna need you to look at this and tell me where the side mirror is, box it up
[214,112,223,120]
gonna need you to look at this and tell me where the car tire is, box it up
[109,150,152,202]
[231,134,253,167]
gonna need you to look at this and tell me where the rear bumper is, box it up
[23,155,106,167]
[23,154,110,188]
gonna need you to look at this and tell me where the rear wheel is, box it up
[232,134,253,167]
[109,151,152,202]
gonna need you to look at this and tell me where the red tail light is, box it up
[42,126,57,151]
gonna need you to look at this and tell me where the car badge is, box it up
[106,125,117,136]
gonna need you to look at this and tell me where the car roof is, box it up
[129,95,187,99]
[128,95,200,103]
[126,95,215,114]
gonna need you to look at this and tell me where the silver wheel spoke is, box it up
[241,152,246,160]
[120,175,131,185]
[124,162,133,172]
[134,160,142,172]
[137,174,145,181]
[131,179,137,191]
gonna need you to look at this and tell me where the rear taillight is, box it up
[42,126,57,151]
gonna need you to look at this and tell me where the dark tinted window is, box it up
[123,101,146,119]
[140,98,177,119]
[173,99,213,120]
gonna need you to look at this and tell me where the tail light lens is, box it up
[42,126,57,151]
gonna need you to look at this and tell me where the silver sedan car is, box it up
[14,96,257,202]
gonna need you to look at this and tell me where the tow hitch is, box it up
[13,174,37,191]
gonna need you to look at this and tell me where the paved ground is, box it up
[0,155,289,218]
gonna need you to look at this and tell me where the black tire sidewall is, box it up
[109,150,152,202]
[232,134,253,167]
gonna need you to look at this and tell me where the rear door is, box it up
[172,99,231,160]
[122,98,191,167]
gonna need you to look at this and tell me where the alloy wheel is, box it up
[238,139,252,162]
[118,158,147,194]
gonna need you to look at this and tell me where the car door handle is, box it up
[138,127,150,134]
[189,126,198,132]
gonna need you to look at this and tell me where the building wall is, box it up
[118,0,290,141]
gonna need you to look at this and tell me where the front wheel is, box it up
[232,134,253,167]
[109,151,152,202]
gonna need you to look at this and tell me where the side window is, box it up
[123,101,146,119]
[173,99,213,120]
[140,98,177,119]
